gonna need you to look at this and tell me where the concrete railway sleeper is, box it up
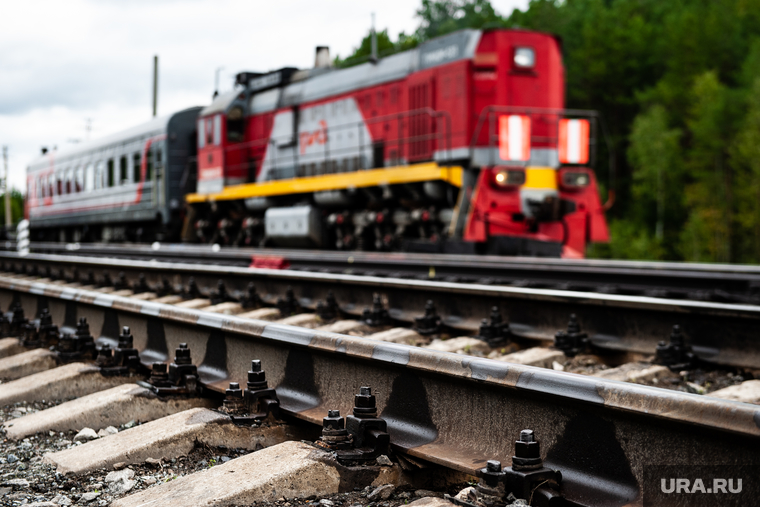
[0,274,758,506]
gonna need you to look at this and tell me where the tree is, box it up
[0,189,25,226]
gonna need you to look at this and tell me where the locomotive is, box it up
[26,28,610,257]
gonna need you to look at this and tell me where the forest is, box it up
[335,0,760,263]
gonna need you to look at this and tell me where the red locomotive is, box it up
[27,28,609,257]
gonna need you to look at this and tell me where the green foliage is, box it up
[334,0,507,68]
[415,0,506,40]
[0,189,24,226]
[334,29,406,68]
[508,0,760,262]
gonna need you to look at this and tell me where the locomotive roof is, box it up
[199,90,240,117]
[286,29,482,106]
[199,29,484,118]
[27,108,198,171]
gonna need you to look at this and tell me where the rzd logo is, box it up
[300,120,327,154]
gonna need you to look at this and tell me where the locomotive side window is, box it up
[119,156,128,185]
[48,173,55,196]
[227,106,245,142]
[75,167,84,192]
[94,161,103,190]
[133,153,141,182]
[85,164,94,191]
[56,171,64,195]
[107,159,114,187]
[213,115,222,145]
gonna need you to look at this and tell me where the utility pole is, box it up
[370,13,378,63]
[2,146,11,229]
[214,67,224,98]
[152,55,159,117]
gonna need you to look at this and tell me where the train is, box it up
[25,28,610,258]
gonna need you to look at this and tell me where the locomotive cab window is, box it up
[227,106,245,142]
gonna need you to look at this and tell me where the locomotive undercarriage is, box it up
[189,180,457,252]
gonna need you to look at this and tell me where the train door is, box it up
[408,76,436,162]
[155,141,165,208]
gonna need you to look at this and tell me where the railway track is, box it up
[2,250,760,371]
[20,241,760,305]
[0,259,758,505]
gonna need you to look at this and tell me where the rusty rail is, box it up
[2,252,760,369]
[0,274,758,506]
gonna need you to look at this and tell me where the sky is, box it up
[0,0,529,192]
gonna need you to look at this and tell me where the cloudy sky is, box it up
[0,0,529,192]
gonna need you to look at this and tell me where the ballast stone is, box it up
[106,469,136,495]
[73,428,98,442]
[3,383,215,440]
[407,498,456,507]
[111,441,342,507]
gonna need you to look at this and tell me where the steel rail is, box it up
[0,274,758,506]
[2,252,760,369]
[20,241,760,304]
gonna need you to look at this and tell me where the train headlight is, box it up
[561,171,590,188]
[493,168,526,187]
[514,47,535,68]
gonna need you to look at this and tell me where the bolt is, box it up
[322,409,345,430]
[479,458,506,488]
[76,317,90,336]
[512,429,542,471]
[174,343,192,365]
[149,362,169,386]
[247,359,267,390]
[226,382,243,398]
[118,326,134,348]
[353,386,377,417]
